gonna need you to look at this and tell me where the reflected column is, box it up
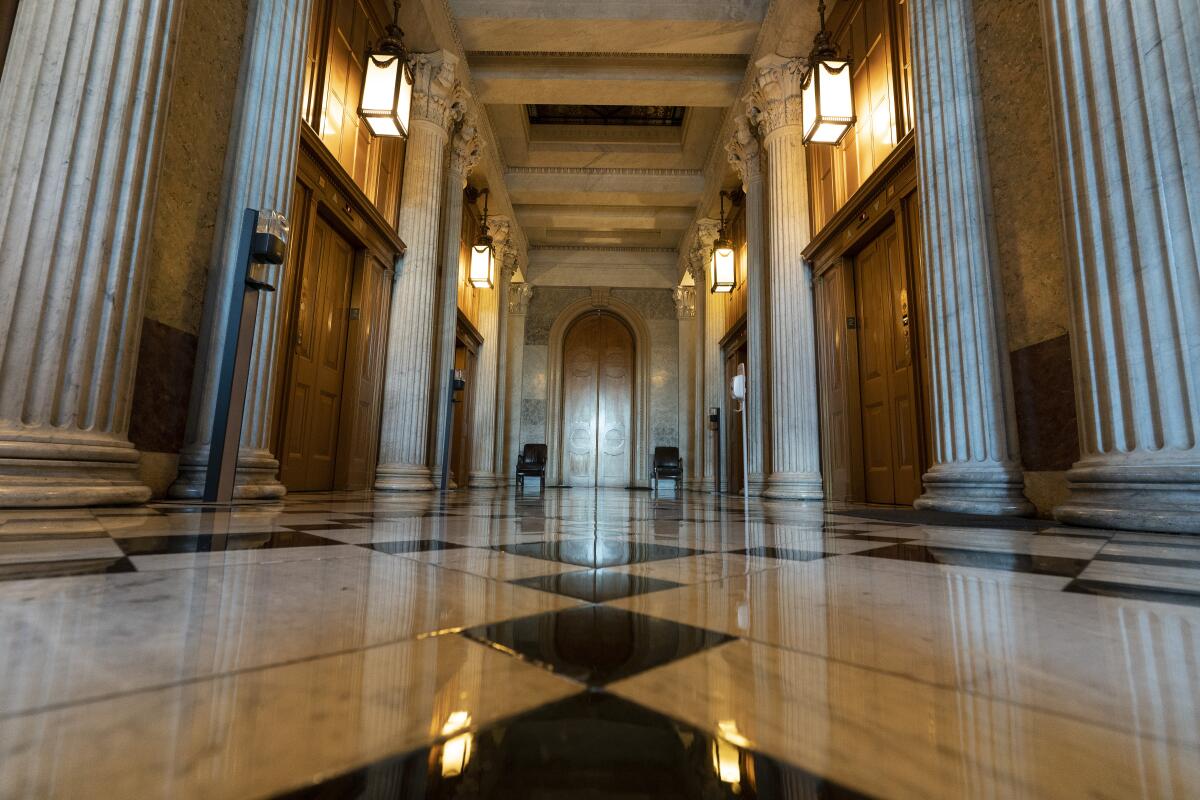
[375,51,460,492]
[1042,0,1200,533]
[169,0,312,499]
[0,0,183,505]
[747,56,822,502]
[909,0,1033,515]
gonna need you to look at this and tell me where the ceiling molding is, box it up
[465,50,748,61]
[507,166,702,177]
[530,245,678,253]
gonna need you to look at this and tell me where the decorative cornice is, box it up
[745,55,807,138]
[508,282,533,314]
[726,113,762,188]
[529,245,678,254]
[465,50,749,62]
[673,285,696,319]
[506,166,703,177]
[409,51,460,132]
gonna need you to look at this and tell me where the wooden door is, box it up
[724,343,747,495]
[854,225,922,504]
[280,215,355,491]
[562,314,634,487]
[449,341,475,488]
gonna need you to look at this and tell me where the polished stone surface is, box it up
[1,489,1198,798]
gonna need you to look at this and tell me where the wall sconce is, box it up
[469,189,495,289]
[359,0,414,138]
[801,0,855,145]
[711,191,736,294]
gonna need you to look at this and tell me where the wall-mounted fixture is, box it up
[359,0,413,138]
[801,0,855,145]
[711,191,736,293]
[469,189,495,289]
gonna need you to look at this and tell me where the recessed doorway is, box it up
[561,312,635,488]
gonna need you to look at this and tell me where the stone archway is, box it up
[546,292,652,488]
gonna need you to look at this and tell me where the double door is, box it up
[562,314,634,488]
[855,225,922,505]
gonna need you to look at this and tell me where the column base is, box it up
[0,435,151,507]
[375,463,436,492]
[168,447,286,500]
[1054,459,1200,535]
[468,472,505,489]
[762,471,824,501]
[746,473,768,497]
[915,463,1034,516]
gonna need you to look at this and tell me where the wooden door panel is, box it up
[564,316,600,485]
[856,239,896,504]
[883,228,922,504]
[597,318,633,487]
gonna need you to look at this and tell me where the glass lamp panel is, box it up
[802,70,818,141]
[396,64,413,135]
[361,55,405,138]
[364,116,401,137]
[811,121,849,143]
[712,245,736,293]
[470,244,494,289]
[818,59,854,121]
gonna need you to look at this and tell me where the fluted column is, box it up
[468,218,509,488]
[697,223,727,492]
[428,104,479,484]
[169,0,312,499]
[0,0,182,506]
[491,258,516,481]
[673,286,697,487]
[747,56,823,502]
[375,51,459,492]
[503,283,533,479]
[727,113,769,495]
[909,1,1033,515]
[1042,0,1200,533]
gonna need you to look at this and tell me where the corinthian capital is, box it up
[673,286,696,319]
[746,54,807,137]
[687,218,721,281]
[450,115,483,180]
[726,113,762,188]
[508,283,533,315]
[409,50,460,132]
[489,215,519,281]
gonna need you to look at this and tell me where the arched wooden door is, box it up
[562,313,634,487]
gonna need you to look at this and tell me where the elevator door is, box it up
[280,216,354,491]
[562,314,634,487]
[855,225,922,504]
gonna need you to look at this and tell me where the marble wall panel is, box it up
[1010,334,1079,472]
[649,318,679,449]
[973,0,1070,352]
[524,287,590,345]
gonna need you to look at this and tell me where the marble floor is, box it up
[0,489,1198,799]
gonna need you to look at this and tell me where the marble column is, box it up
[673,285,697,488]
[491,256,517,482]
[909,1,1033,515]
[688,266,706,491]
[697,223,727,492]
[467,218,508,488]
[428,104,479,484]
[726,113,769,495]
[169,0,312,499]
[503,283,533,479]
[1042,0,1200,533]
[0,0,182,506]
[375,51,459,492]
[746,56,823,502]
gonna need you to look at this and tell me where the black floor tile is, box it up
[272,692,868,800]
[362,540,467,555]
[729,546,833,562]
[282,523,365,532]
[0,556,137,582]
[1064,579,1200,608]
[116,531,340,556]
[493,540,699,568]
[849,543,1090,577]
[835,534,917,544]
[462,605,735,686]
[1092,553,1200,570]
[512,569,684,603]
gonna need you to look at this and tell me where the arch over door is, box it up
[561,314,634,487]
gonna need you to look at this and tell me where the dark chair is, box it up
[651,447,683,491]
[515,443,548,490]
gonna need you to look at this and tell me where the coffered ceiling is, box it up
[446,0,771,282]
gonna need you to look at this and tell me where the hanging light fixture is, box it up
[359,0,414,138]
[801,0,855,145]
[711,191,736,294]
[469,189,495,289]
